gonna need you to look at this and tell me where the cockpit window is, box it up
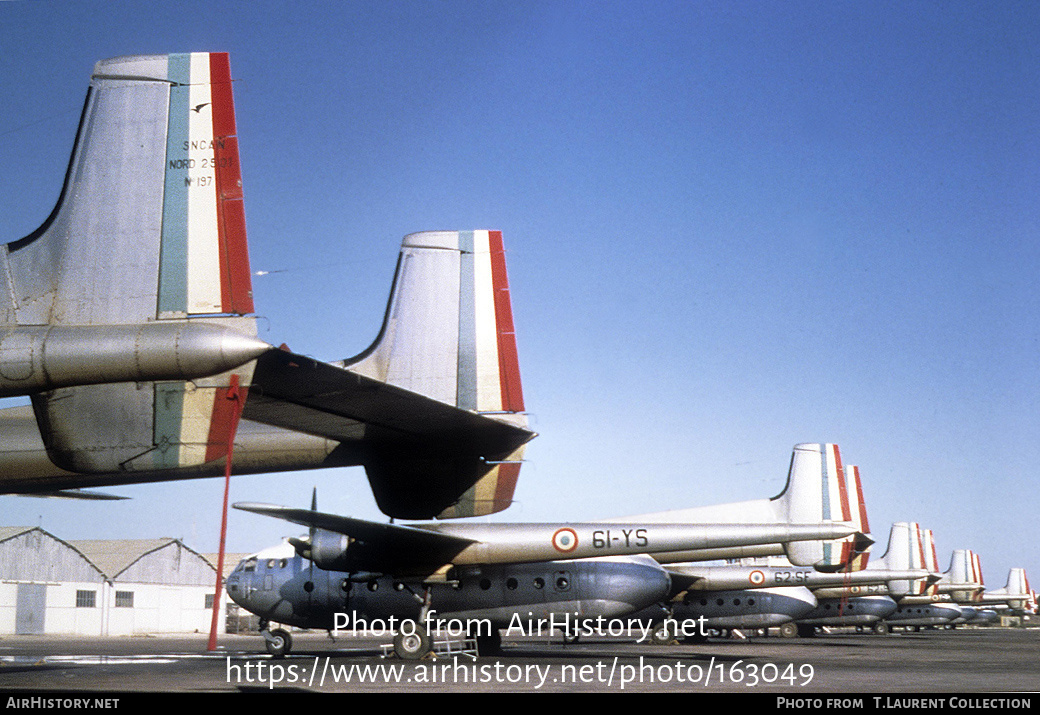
[240,558,257,573]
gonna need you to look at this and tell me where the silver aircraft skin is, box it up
[229,442,864,657]
[0,53,534,519]
[226,541,672,657]
[226,505,851,658]
[638,449,903,640]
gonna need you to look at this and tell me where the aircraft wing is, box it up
[234,501,477,549]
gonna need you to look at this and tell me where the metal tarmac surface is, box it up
[0,628,1036,695]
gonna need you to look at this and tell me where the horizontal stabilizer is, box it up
[242,348,535,519]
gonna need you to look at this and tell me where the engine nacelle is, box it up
[310,529,353,571]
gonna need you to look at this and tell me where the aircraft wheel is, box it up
[778,622,798,638]
[393,622,431,660]
[265,628,292,658]
[872,622,889,635]
[650,623,676,646]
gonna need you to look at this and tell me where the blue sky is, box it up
[0,1,1037,589]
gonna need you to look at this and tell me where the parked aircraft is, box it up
[0,53,534,519]
[227,539,673,658]
[796,522,942,636]
[616,444,870,569]
[979,567,1035,615]
[646,457,922,640]
[228,443,862,657]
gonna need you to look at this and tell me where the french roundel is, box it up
[552,528,578,553]
[749,570,765,586]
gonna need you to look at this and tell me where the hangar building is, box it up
[0,526,224,636]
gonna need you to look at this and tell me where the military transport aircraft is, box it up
[227,442,863,657]
[794,522,944,636]
[647,461,930,640]
[0,53,533,520]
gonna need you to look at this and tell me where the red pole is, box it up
[208,374,244,652]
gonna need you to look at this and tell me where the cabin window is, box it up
[506,578,518,590]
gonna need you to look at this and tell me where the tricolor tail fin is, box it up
[5,52,253,325]
[773,443,865,570]
[343,230,528,518]
[871,522,924,597]
[8,53,257,474]
[948,549,985,603]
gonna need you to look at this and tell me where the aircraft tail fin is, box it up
[344,230,528,518]
[948,549,985,603]
[4,52,253,325]
[344,230,524,415]
[13,53,257,474]
[773,443,864,570]
[870,522,921,597]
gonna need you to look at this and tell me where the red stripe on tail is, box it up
[850,465,870,534]
[488,230,524,411]
[210,53,253,314]
[832,446,852,522]
[205,377,250,462]
[492,461,521,513]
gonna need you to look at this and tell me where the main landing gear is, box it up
[393,585,435,660]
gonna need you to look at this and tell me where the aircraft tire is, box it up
[778,622,798,638]
[650,623,676,646]
[872,622,889,635]
[393,623,431,660]
[265,628,292,658]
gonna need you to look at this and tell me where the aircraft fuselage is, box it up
[225,544,671,632]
